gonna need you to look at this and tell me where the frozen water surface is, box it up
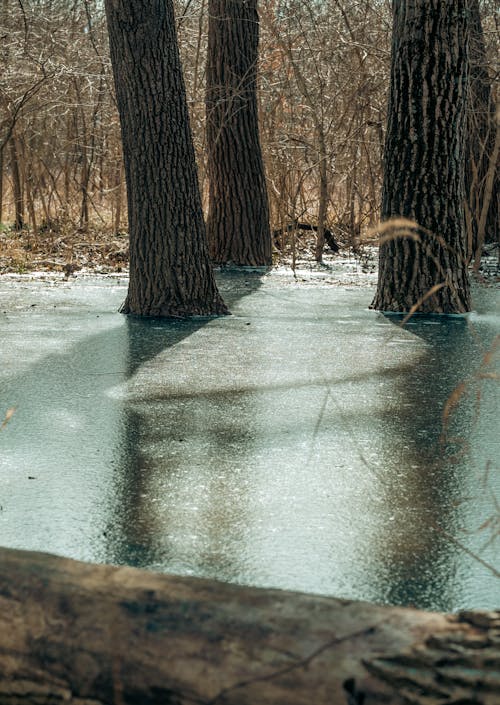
[0,270,498,611]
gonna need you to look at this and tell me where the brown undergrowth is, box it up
[0,220,351,275]
[0,221,129,275]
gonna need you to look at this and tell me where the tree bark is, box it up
[105,0,228,317]
[372,0,471,314]
[0,547,499,705]
[206,0,272,266]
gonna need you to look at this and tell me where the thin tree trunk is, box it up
[25,171,37,234]
[474,113,500,271]
[80,156,90,231]
[105,0,227,317]
[192,0,206,101]
[206,0,272,266]
[466,0,499,260]
[0,144,4,224]
[9,135,24,231]
[372,0,471,314]
[35,163,50,228]
[113,158,124,234]
[349,158,357,243]
[64,109,74,217]
[0,547,498,705]
[22,138,37,234]
[314,127,329,262]
[75,81,91,232]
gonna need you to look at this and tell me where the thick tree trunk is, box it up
[206,0,272,266]
[372,0,471,314]
[0,548,499,705]
[105,0,228,317]
[465,0,499,262]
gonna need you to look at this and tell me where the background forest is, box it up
[0,0,497,273]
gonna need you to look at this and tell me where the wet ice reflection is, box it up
[0,274,498,610]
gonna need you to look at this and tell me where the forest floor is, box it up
[0,222,379,284]
[0,222,498,286]
[0,224,129,276]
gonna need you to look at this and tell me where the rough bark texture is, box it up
[465,0,499,259]
[372,0,472,314]
[0,547,499,705]
[105,0,228,317]
[206,0,272,266]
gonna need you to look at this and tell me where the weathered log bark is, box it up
[0,547,498,704]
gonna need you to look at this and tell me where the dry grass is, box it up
[0,222,129,275]
[0,220,347,275]
[1,408,15,430]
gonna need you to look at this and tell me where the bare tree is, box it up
[259,0,390,256]
[0,1,122,236]
[105,0,228,317]
[205,0,272,266]
[372,0,471,314]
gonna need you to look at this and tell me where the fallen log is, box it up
[0,546,498,704]
[272,222,340,253]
